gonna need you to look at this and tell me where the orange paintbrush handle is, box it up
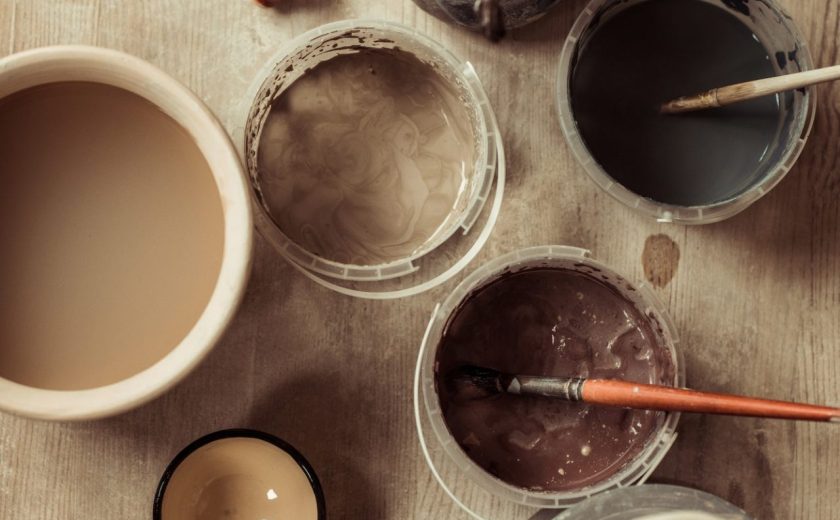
[582,379,840,422]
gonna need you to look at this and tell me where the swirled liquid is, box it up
[257,48,475,266]
[435,268,673,491]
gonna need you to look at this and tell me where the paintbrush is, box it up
[450,365,840,423]
[660,64,840,114]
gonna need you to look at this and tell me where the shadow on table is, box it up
[528,509,563,520]
[246,371,387,519]
[257,0,331,14]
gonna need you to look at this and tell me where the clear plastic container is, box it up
[414,246,686,519]
[556,0,815,224]
[238,20,504,299]
[552,484,752,519]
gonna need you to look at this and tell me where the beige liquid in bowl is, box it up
[0,82,225,390]
[161,437,319,520]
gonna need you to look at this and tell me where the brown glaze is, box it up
[642,234,680,288]
[161,437,318,520]
[435,267,672,492]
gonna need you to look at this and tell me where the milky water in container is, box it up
[239,20,505,299]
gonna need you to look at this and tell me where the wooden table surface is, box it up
[1,1,839,518]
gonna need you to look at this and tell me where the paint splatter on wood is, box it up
[642,234,680,287]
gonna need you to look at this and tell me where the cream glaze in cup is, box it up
[0,46,253,420]
[556,0,815,224]
[154,429,326,520]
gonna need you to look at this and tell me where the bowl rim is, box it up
[0,45,253,420]
[152,428,327,520]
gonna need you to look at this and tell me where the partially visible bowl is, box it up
[0,46,253,420]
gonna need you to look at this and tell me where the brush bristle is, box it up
[447,365,503,401]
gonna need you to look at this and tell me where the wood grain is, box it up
[1,0,839,519]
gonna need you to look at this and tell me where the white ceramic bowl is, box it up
[0,46,253,420]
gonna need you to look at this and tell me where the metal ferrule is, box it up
[505,376,585,401]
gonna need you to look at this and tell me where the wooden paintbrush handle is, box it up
[715,65,840,105]
[582,379,840,422]
[661,64,840,114]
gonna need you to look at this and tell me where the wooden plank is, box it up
[0,0,839,518]
[1,0,15,55]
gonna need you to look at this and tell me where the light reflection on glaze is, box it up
[258,48,475,266]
